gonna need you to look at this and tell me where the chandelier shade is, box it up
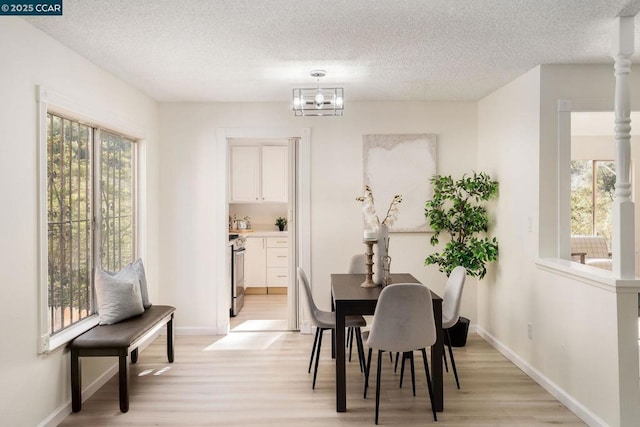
[292,70,344,116]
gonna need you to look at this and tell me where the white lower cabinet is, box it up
[266,268,288,286]
[244,236,288,290]
[266,238,288,289]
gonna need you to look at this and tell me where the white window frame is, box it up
[570,159,616,241]
[36,86,146,353]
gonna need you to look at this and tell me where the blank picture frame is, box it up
[363,134,437,232]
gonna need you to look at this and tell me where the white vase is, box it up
[374,224,389,285]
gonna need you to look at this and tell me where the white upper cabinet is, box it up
[230,145,288,203]
[261,146,288,202]
[230,146,261,202]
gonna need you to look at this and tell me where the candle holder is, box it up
[361,239,377,288]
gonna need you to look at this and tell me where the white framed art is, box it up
[363,134,437,232]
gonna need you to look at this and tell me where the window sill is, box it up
[44,315,99,354]
[536,257,640,294]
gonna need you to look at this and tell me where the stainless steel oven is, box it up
[230,235,246,317]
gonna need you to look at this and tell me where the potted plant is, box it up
[424,172,499,279]
[275,217,287,232]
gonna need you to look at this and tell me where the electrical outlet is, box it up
[527,322,533,340]
[39,335,50,353]
[527,217,533,232]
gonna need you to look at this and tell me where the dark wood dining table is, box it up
[330,273,444,413]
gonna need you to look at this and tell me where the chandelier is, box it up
[292,70,344,116]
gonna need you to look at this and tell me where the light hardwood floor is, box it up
[230,294,288,331]
[60,295,585,426]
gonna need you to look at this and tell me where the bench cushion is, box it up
[71,305,175,350]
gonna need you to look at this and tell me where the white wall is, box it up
[571,135,616,160]
[158,101,479,332]
[476,65,542,366]
[478,64,640,426]
[0,19,159,426]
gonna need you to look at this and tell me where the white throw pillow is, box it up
[132,258,152,308]
[95,265,145,325]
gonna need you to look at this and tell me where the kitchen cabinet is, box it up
[244,235,288,291]
[244,237,266,288]
[266,237,288,288]
[230,145,288,202]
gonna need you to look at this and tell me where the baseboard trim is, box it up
[245,287,267,295]
[38,363,118,427]
[476,326,607,427]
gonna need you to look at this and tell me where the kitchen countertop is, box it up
[230,227,288,238]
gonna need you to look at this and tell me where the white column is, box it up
[611,16,635,279]
[610,16,640,427]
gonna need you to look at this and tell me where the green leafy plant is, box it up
[424,172,499,279]
[275,217,287,231]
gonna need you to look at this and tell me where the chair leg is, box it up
[399,352,406,388]
[446,329,461,389]
[375,350,383,425]
[409,351,416,397]
[348,327,354,362]
[364,347,373,398]
[394,351,400,372]
[400,352,415,389]
[421,348,437,422]
[312,329,324,389]
[443,347,449,372]
[355,327,365,373]
[308,328,320,373]
[389,351,393,362]
[346,327,352,347]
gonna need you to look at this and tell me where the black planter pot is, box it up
[444,317,470,347]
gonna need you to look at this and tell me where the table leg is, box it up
[331,296,336,359]
[335,303,347,412]
[431,300,444,412]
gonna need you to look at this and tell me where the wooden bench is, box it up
[70,305,176,413]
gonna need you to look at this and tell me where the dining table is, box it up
[330,273,444,413]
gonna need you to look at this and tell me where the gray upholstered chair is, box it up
[297,267,366,389]
[348,253,366,274]
[442,266,466,389]
[364,283,437,424]
[348,254,394,367]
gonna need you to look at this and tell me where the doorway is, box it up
[214,128,310,335]
[228,138,292,332]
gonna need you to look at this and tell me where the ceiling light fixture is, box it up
[292,70,344,116]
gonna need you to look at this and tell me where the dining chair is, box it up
[363,283,437,424]
[397,266,467,391]
[297,267,367,389]
[348,254,393,366]
[441,266,466,389]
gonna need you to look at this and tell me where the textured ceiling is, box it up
[24,0,640,103]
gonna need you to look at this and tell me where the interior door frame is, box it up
[215,127,310,334]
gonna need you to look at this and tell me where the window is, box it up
[570,160,616,243]
[46,112,136,335]
[99,131,136,272]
